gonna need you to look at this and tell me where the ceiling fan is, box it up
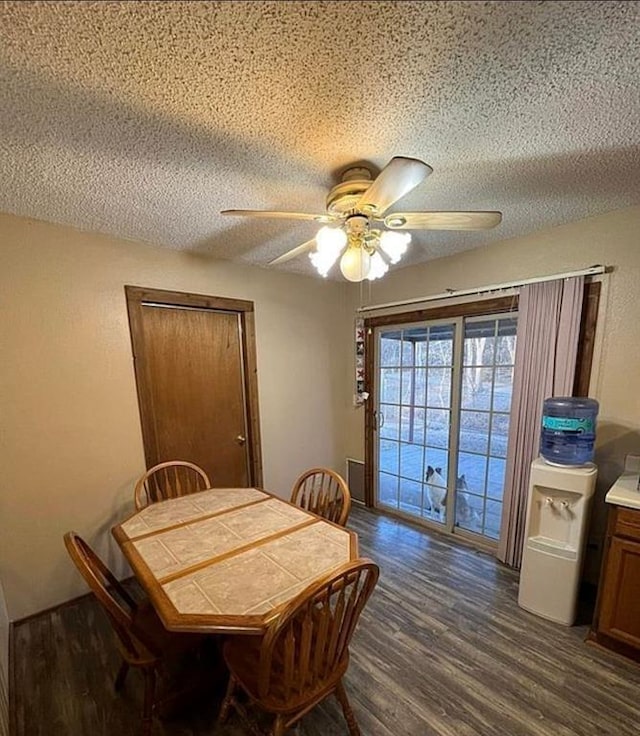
[221,157,502,281]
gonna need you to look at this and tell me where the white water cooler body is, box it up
[518,458,597,625]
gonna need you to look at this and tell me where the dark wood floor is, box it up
[13,506,640,735]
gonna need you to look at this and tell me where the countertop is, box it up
[605,471,640,511]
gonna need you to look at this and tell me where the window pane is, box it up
[464,320,496,365]
[379,472,398,508]
[414,368,426,405]
[425,408,450,449]
[410,407,426,445]
[457,452,487,496]
[380,369,400,404]
[455,490,484,534]
[379,404,399,440]
[414,337,429,367]
[380,333,401,366]
[484,500,503,539]
[459,411,490,454]
[428,325,454,366]
[424,449,449,483]
[490,413,510,457]
[400,406,413,442]
[400,443,424,482]
[424,462,447,523]
[406,328,429,367]
[427,368,451,408]
[401,337,414,366]
[400,407,412,441]
[493,367,514,412]
[461,367,493,410]
[399,478,422,515]
[379,439,399,476]
[400,368,414,404]
[495,318,517,365]
[487,457,506,501]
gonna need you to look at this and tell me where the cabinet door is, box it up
[598,536,640,648]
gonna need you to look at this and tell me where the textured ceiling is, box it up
[0,1,639,278]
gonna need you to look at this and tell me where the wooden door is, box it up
[126,287,262,488]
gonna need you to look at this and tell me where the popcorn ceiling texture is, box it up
[0,0,639,277]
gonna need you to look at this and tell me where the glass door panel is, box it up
[455,316,517,539]
[376,322,455,524]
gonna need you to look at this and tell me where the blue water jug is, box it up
[540,397,599,466]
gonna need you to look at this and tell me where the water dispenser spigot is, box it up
[544,496,555,507]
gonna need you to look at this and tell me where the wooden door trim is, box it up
[125,286,263,487]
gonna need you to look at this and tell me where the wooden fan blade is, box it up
[268,239,317,266]
[384,211,502,230]
[221,209,336,223]
[356,157,433,216]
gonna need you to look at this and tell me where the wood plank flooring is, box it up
[13,506,640,735]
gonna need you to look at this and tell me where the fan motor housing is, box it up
[326,166,373,215]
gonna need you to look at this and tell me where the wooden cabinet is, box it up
[588,504,640,662]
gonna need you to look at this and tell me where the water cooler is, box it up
[518,458,597,625]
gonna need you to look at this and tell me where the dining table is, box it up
[112,487,359,635]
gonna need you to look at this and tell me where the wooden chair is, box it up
[134,460,211,510]
[219,559,379,736]
[64,532,202,735]
[290,467,352,526]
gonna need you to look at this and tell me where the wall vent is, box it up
[346,458,365,505]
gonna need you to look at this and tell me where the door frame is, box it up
[363,282,601,509]
[125,285,263,487]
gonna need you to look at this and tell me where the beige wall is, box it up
[0,213,348,620]
[344,205,640,580]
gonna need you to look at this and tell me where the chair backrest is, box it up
[134,460,211,510]
[63,532,157,664]
[290,468,352,526]
[257,559,379,703]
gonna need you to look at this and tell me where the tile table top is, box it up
[113,488,358,633]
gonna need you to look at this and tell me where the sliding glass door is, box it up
[374,313,517,546]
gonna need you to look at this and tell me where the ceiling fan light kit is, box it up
[222,156,502,282]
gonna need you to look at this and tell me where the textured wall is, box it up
[344,205,640,580]
[0,213,348,620]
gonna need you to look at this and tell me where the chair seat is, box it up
[224,636,348,713]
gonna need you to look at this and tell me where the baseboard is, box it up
[12,576,136,628]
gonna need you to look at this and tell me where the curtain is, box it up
[497,276,584,568]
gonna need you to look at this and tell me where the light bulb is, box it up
[367,250,389,281]
[308,225,347,277]
[340,246,371,282]
[316,226,347,253]
[379,230,411,264]
[309,249,339,277]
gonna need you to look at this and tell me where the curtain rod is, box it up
[356,265,607,314]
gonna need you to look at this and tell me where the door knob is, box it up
[235,434,246,445]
